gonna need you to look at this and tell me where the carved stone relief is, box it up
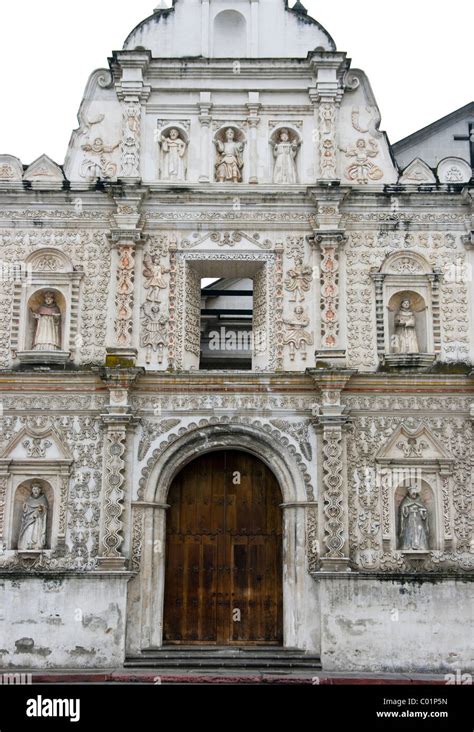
[347,411,473,572]
[0,230,110,367]
[346,232,469,369]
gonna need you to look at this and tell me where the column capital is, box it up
[307,368,357,392]
[308,230,347,248]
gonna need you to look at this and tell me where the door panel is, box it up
[163,450,283,645]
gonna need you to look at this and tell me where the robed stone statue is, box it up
[31,292,62,352]
[392,298,419,354]
[18,483,49,551]
[398,485,430,551]
[214,128,244,183]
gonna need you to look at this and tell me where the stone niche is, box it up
[376,424,454,555]
[11,479,54,552]
[213,125,247,183]
[157,123,189,183]
[0,424,73,556]
[12,249,83,367]
[269,125,302,185]
[394,479,436,553]
[371,251,441,369]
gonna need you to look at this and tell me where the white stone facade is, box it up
[0,1,472,672]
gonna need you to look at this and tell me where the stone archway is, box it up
[126,421,316,655]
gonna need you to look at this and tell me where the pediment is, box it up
[399,158,436,185]
[0,424,73,463]
[0,155,23,182]
[437,157,472,184]
[181,231,272,250]
[376,425,453,464]
[23,155,65,182]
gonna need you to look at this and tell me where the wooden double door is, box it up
[164,450,283,645]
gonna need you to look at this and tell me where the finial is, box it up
[292,1,308,14]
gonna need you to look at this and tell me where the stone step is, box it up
[125,648,322,670]
[140,646,309,656]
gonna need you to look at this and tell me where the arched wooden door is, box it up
[163,450,283,645]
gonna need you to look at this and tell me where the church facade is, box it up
[0,0,472,672]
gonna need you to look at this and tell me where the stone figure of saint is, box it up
[342,138,383,184]
[392,298,419,354]
[143,254,171,304]
[140,302,169,365]
[159,128,187,181]
[273,129,300,184]
[18,483,49,551]
[283,306,314,361]
[398,485,429,551]
[31,292,62,352]
[215,128,244,183]
[284,257,313,302]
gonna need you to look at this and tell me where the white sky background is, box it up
[0,0,471,165]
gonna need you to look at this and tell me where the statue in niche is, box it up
[31,292,62,352]
[159,128,187,181]
[284,257,313,302]
[282,306,313,361]
[341,138,383,184]
[392,298,419,354]
[18,483,49,551]
[140,302,169,365]
[273,129,300,184]
[214,128,244,183]
[143,253,171,304]
[398,485,430,551]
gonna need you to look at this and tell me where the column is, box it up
[250,0,259,56]
[109,231,144,365]
[309,62,342,185]
[309,231,347,365]
[201,0,210,57]
[309,191,348,367]
[198,92,212,183]
[120,97,142,179]
[371,272,385,358]
[114,51,151,182]
[98,375,141,571]
[247,93,261,184]
[308,370,355,572]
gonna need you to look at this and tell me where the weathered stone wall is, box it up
[0,577,128,669]
[319,577,474,673]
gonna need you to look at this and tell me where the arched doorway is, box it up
[163,450,283,645]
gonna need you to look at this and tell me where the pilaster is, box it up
[308,369,355,572]
[308,190,349,367]
[98,369,142,571]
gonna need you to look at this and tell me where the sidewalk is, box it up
[7,670,450,685]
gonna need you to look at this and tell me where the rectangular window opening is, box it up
[199,277,253,370]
